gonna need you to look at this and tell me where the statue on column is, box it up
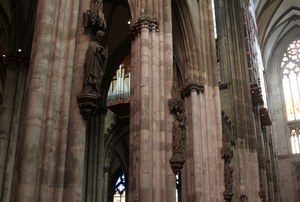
[77,0,108,120]
[168,97,186,174]
[84,30,108,94]
[172,112,186,156]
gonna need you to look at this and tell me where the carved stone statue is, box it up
[77,1,107,120]
[173,112,186,155]
[168,97,186,173]
[84,30,108,94]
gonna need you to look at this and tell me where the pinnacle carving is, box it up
[83,0,107,34]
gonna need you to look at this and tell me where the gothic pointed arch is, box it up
[267,25,300,154]
[172,0,201,83]
[104,118,129,202]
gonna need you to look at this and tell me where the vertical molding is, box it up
[12,0,59,199]
[0,55,28,201]
[128,0,174,201]
[215,0,260,200]
[11,0,83,201]
[63,0,89,200]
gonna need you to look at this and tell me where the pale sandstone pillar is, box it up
[180,0,224,201]
[11,0,86,201]
[128,0,175,201]
[62,0,91,200]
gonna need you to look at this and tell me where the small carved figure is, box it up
[84,30,108,94]
[90,0,103,13]
[173,112,186,155]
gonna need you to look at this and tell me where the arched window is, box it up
[113,173,126,202]
[281,39,300,153]
[281,40,300,121]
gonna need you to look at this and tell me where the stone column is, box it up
[0,52,28,201]
[215,0,260,201]
[84,110,106,202]
[128,0,175,201]
[11,0,86,201]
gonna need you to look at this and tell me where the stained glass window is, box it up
[113,173,126,202]
[281,40,300,121]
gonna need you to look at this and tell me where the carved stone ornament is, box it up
[129,16,159,39]
[240,194,248,202]
[258,190,266,201]
[181,82,204,98]
[221,146,234,202]
[83,0,107,33]
[168,97,186,174]
[168,97,185,115]
[77,91,100,120]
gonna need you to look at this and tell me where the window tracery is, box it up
[281,40,300,153]
[281,40,300,122]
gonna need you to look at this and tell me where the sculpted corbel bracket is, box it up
[129,16,159,39]
[168,97,186,174]
[221,146,234,202]
[83,0,107,34]
[181,82,204,99]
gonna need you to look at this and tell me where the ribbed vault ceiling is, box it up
[252,0,300,66]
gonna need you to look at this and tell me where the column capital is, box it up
[181,82,204,98]
[129,16,159,39]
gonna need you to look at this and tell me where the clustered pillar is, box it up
[215,0,261,201]
[10,0,86,201]
[128,0,175,201]
[0,52,28,201]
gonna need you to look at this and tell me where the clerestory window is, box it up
[281,39,300,153]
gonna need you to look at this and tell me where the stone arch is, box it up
[172,0,201,83]
[104,118,129,202]
[267,26,300,154]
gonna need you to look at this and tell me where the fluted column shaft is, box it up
[0,56,28,201]
[180,0,224,201]
[128,0,175,201]
[11,0,85,201]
